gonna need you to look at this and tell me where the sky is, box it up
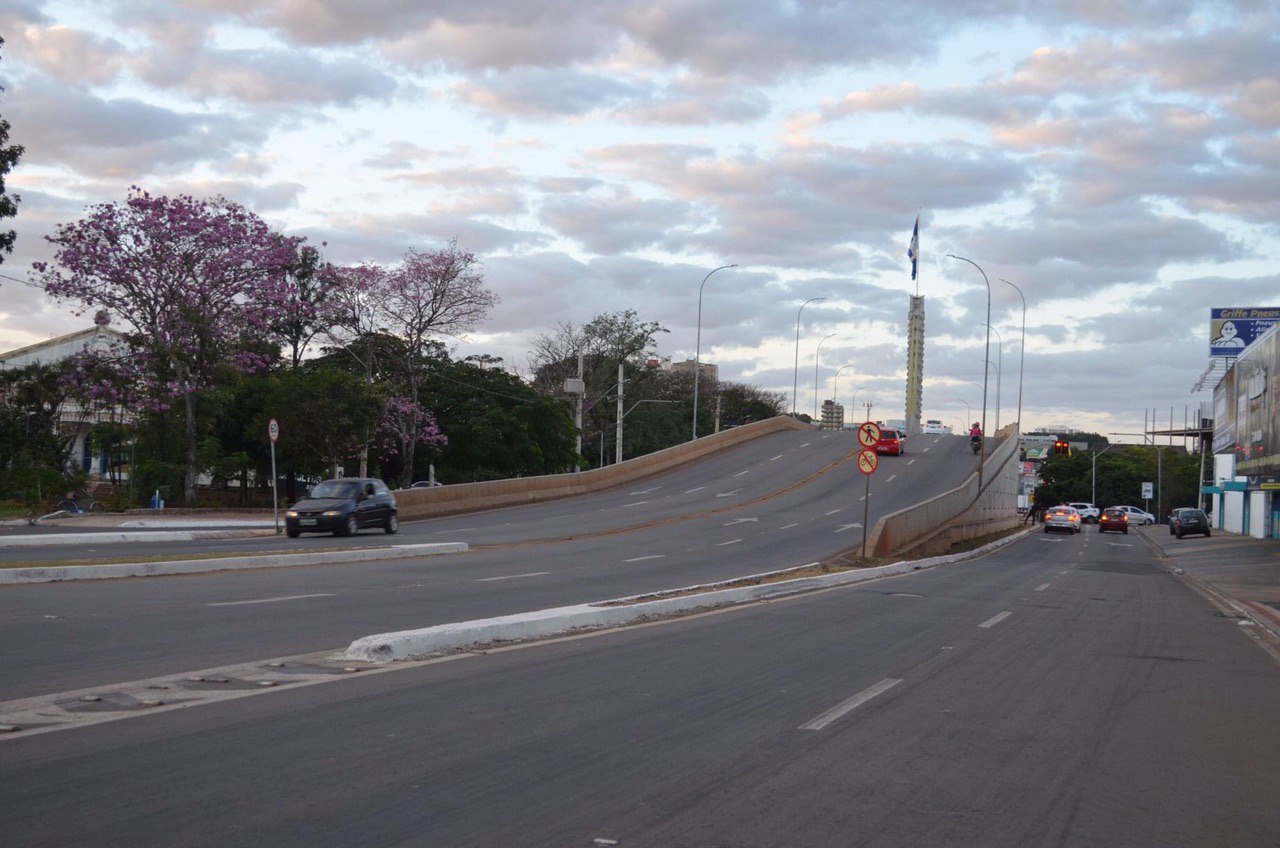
[0,0,1277,442]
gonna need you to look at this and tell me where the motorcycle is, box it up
[969,434,982,454]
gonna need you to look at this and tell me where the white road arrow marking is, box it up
[835,523,863,533]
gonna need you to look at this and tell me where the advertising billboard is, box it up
[1212,366,1236,454]
[1210,307,1280,357]
[1234,325,1278,481]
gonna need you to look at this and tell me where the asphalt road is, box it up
[4,517,1277,846]
[0,430,979,699]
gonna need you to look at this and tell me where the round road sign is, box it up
[268,418,279,443]
[857,448,879,475]
[856,421,882,448]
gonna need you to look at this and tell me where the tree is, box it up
[261,366,384,480]
[0,37,22,262]
[0,363,81,515]
[272,245,344,370]
[36,189,303,504]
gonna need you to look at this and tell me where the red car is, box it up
[1098,507,1129,534]
[875,430,904,456]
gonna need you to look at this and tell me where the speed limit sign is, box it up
[268,418,279,443]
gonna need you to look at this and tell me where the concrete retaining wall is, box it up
[392,416,811,521]
[866,424,1022,558]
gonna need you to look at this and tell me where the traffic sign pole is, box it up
[268,418,280,535]
[854,426,880,559]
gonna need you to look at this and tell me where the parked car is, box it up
[1113,505,1156,525]
[1066,502,1100,523]
[285,477,398,538]
[1169,507,1211,538]
[1043,505,1082,534]
[875,430,904,456]
[1097,507,1129,534]
[411,480,444,488]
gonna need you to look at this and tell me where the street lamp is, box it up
[850,385,868,421]
[953,397,971,427]
[832,365,855,428]
[792,297,827,416]
[982,323,1002,432]
[1091,442,1118,507]
[948,255,992,491]
[813,333,837,421]
[1000,279,1026,433]
[692,263,737,440]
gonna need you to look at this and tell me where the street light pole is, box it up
[692,263,737,440]
[792,297,826,416]
[1000,279,1026,433]
[982,323,1002,432]
[833,365,854,428]
[850,385,867,422]
[814,333,837,422]
[949,255,992,491]
[953,398,971,428]
[1091,442,1118,507]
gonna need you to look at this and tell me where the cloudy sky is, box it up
[1,0,1277,441]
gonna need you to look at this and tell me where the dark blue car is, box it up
[285,478,398,538]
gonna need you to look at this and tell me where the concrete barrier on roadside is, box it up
[392,416,811,521]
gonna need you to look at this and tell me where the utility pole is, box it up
[574,352,584,472]
[615,362,624,465]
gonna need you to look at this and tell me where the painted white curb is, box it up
[0,528,277,547]
[343,528,1032,662]
[0,542,468,584]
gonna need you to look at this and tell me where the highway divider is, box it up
[342,528,1032,662]
[0,542,468,584]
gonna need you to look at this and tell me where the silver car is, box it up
[1043,505,1083,534]
[1114,505,1156,525]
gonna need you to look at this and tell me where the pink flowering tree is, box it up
[375,396,448,475]
[35,189,303,505]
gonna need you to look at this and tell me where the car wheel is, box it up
[1122,528,1127,534]
[1175,529,1183,539]
[1043,526,1050,534]
[1204,529,1211,537]
[340,514,358,537]
[384,512,399,534]
[287,529,300,539]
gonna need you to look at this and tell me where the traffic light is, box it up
[1053,440,1070,456]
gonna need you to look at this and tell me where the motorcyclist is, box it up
[969,422,982,440]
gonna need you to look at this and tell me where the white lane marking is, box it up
[733,469,750,477]
[629,486,661,495]
[799,678,903,731]
[835,523,863,533]
[1034,583,1051,592]
[724,517,759,526]
[907,459,916,465]
[800,442,811,448]
[885,474,897,483]
[716,488,744,498]
[825,509,841,516]
[923,447,931,453]
[622,500,649,508]
[780,522,800,530]
[623,555,665,563]
[208,593,335,607]
[684,486,705,494]
[476,572,551,582]
[1040,538,1064,543]
[717,538,743,547]
[978,611,1012,629]
[770,454,784,461]
[436,527,475,534]
[1108,543,1133,547]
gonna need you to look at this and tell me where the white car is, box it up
[921,420,947,435]
[1113,505,1156,525]
[1066,502,1100,523]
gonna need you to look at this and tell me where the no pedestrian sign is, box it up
[857,422,881,448]
[858,449,879,475]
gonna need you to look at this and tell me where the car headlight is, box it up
[286,510,298,517]
[323,510,341,516]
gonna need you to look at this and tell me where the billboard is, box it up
[1210,307,1280,357]
[1234,325,1278,481]
[1212,366,1236,454]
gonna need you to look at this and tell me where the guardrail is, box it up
[865,424,1022,558]
[393,416,811,521]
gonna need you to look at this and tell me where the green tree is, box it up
[261,366,384,482]
[0,363,80,514]
[0,37,22,261]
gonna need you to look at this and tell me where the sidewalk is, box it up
[1137,524,1280,653]
[0,511,276,546]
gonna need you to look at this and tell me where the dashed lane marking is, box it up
[208,593,335,607]
[799,678,903,731]
[623,555,665,563]
[979,611,1012,629]
[477,571,551,582]
[716,538,743,547]
[1034,583,1051,592]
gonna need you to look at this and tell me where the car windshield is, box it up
[310,481,357,499]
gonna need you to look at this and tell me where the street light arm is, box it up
[793,296,827,416]
[692,263,738,440]
[623,399,677,420]
[1000,279,1027,434]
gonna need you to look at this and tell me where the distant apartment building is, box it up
[667,358,719,383]
[819,399,844,431]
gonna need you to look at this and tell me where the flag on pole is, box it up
[907,214,919,281]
